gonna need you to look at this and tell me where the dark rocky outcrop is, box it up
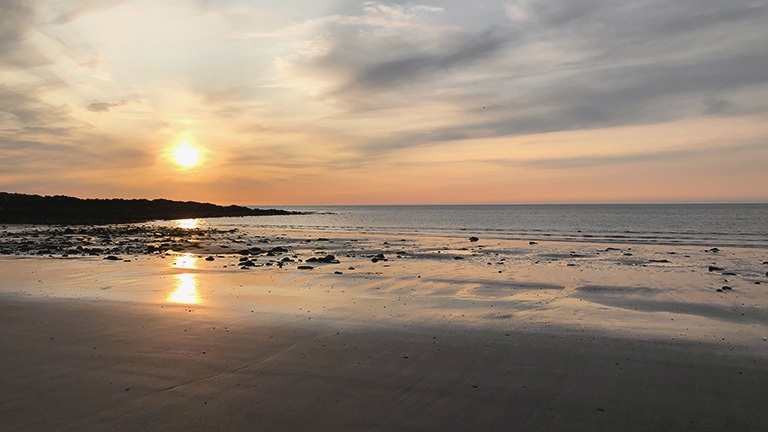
[0,192,302,225]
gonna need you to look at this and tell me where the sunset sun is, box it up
[174,142,200,167]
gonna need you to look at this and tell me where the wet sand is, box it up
[2,229,768,431]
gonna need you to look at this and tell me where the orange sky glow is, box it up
[1,1,767,205]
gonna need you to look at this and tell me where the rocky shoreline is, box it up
[0,192,300,224]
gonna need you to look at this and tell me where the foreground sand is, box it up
[3,295,767,431]
[2,230,768,431]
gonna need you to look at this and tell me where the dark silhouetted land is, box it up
[0,192,298,224]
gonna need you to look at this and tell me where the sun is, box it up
[174,142,200,167]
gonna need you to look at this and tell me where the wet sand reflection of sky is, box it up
[173,253,197,269]
[169,253,200,304]
[169,273,200,304]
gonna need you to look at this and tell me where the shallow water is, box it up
[165,204,768,248]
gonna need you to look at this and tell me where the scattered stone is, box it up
[319,255,340,263]
[469,236,479,242]
[708,266,723,272]
[371,253,387,263]
[297,265,314,270]
[103,255,120,261]
[205,256,215,261]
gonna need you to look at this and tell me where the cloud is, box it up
[87,100,127,113]
[505,139,768,170]
[342,26,511,91]
[0,1,50,68]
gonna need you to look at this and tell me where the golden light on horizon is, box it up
[177,218,200,229]
[174,142,200,168]
[169,273,200,304]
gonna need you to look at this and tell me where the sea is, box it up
[185,204,768,249]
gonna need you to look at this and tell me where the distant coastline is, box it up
[0,192,300,225]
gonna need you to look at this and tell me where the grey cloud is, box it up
[344,26,511,90]
[87,100,127,113]
[323,0,768,153]
[49,0,134,25]
[0,82,71,126]
[0,1,49,68]
[508,139,768,170]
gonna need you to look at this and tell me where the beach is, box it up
[2,219,768,431]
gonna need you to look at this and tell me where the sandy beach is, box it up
[2,228,768,431]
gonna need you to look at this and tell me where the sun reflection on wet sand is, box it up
[173,253,197,269]
[177,218,200,229]
[169,273,200,304]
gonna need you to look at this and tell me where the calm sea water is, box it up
[196,204,768,249]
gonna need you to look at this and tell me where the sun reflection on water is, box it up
[169,273,200,304]
[177,218,200,229]
[173,253,197,269]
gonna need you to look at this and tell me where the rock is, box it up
[104,255,120,261]
[237,249,251,255]
[605,247,621,251]
[334,271,343,275]
[649,259,670,263]
[317,238,330,241]
[716,289,723,292]
[708,266,723,272]
[529,241,537,245]
[306,257,319,263]
[348,267,355,270]
[205,256,215,261]
[566,263,576,267]
[239,256,250,262]
[707,248,720,253]
[371,253,387,263]
[281,257,293,262]
[63,227,75,235]
[319,255,339,264]
[297,265,314,270]
[722,286,732,291]
[469,236,479,242]
[623,253,633,256]
[722,272,736,276]
[270,247,289,253]
[454,256,464,260]
[241,260,256,267]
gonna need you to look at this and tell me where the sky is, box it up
[1,0,767,205]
